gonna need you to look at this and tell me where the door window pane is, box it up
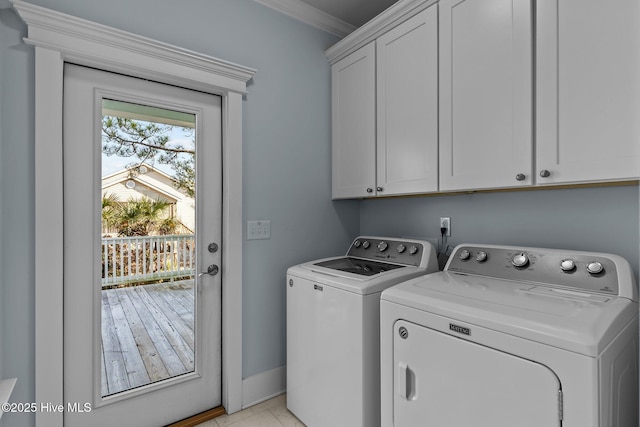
[100,99,197,396]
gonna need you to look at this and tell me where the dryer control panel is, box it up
[446,245,628,297]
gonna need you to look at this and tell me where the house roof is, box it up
[102,163,190,202]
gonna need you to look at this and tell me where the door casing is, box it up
[12,1,256,425]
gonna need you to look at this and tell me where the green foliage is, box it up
[102,194,178,236]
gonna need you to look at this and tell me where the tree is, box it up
[102,194,177,237]
[102,116,195,196]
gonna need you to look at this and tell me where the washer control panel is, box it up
[447,245,621,295]
[348,237,423,266]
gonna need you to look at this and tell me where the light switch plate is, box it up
[247,220,271,240]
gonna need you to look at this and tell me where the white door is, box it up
[331,41,376,199]
[393,320,561,427]
[439,0,533,191]
[376,5,438,196]
[63,64,222,426]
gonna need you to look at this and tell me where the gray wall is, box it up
[0,1,359,426]
[360,185,640,283]
[0,6,36,427]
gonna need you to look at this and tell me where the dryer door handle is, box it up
[398,362,410,400]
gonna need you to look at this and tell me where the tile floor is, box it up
[196,394,305,427]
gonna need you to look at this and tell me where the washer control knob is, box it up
[353,240,362,248]
[397,244,406,254]
[362,241,370,249]
[409,245,419,255]
[475,251,488,262]
[377,241,388,252]
[586,261,604,275]
[511,253,529,268]
[459,249,471,260]
[560,259,576,272]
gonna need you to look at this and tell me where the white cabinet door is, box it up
[331,42,376,199]
[393,320,561,427]
[376,6,439,196]
[536,0,640,184]
[439,0,533,191]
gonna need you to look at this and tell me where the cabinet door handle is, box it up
[540,169,551,178]
[376,186,383,192]
[515,173,526,181]
[366,187,374,193]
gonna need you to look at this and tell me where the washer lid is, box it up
[313,257,405,276]
[289,258,431,295]
[381,271,638,356]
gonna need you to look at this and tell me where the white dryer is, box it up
[381,244,638,427]
[287,236,438,427]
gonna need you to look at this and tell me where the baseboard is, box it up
[241,366,286,409]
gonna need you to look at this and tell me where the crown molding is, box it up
[325,0,437,64]
[11,0,256,94]
[254,0,356,38]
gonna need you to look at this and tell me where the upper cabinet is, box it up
[327,0,639,199]
[330,3,439,199]
[331,42,376,199]
[535,0,640,184]
[376,6,439,196]
[439,0,533,191]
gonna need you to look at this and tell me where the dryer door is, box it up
[393,320,562,427]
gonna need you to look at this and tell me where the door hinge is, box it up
[558,389,564,421]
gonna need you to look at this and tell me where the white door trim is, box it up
[11,1,255,425]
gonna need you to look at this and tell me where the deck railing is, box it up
[101,234,195,287]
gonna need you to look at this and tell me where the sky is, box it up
[101,126,194,177]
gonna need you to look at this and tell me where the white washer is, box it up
[287,236,438,427]
[381,244,639,427]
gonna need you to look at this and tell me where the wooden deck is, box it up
[101,280,195,397]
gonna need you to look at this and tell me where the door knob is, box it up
[198,264,219,277]
[208,242,219,253]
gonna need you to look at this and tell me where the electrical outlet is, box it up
[440,217,451,237]
[248,220,271,240]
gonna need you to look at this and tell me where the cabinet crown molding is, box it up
[254,0,356,38]
[325,0,437,64]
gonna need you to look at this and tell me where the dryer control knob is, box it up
[586,261,604,275]
[560,259,576,272]
[377,241,388,252]
[459,249,471,260]
[397,244,406,254]
[511,253,529,268]
[362,241,371,249]
[353,240,362,248]
[475,251,488,262]
[409,245,419,255]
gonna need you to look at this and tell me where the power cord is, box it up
[437,225,450,270]
[438,226,447,254]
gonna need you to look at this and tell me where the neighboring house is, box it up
[101,164,194,235]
